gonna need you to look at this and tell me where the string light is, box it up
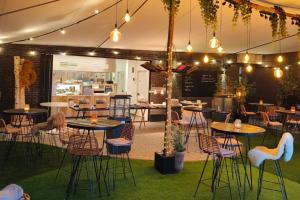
[29,37,34,41]
[110,0,121,42]
[203,55,209,63]
[209,32,220,49]
[186,41,192,52]
[274,68,283,78]
[60,52,67,56]
[0,40,3,44]
[186,0,192,52]
[113,51,119,55]
[194,61,200,65]
[246,64,253,73]
[94,10,99,14]
[124,0,130,22]
[244,52,250,63]
[60,29,66,35]
[217,46,223,53]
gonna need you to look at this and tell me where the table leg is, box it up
[242,136,253,199]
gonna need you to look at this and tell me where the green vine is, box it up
[269,13,278,40]
[276,6,288,38]
[232,4,240,27]
[162,0,181,12]
[198,0,218,31]
[239,0,252,25]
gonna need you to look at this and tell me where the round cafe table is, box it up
[67,118,121,147]
[249,102,274,112]
[3,108,48,128]
[275,109,300,127]
[211,122,265,199]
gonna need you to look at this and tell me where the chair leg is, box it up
[126,153,136,186]
[55,148,67,183]
[233,157,242,200]
[274,160,288,200]
[224,158,233,200]
[212,157,222,200]
[256,161,265,200]
[65,156,81,199]
[194,154,210,197]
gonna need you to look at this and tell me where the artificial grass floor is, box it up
[0,131,299,200]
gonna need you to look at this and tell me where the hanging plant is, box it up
[198,0,218,31]
[269,13,278,40]
[162,0,181,12]
[275,6,288,38]
[232,3,240,26]
[239,0,252,25]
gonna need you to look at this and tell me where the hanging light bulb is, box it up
[186,41,193,52]
[110,24,121,42]
[203,55,209,63]
[246,64,253,73]
[217,45,223,53]
[244,52,250,63]
[274,68,283,78]
[60,29,66,35]
[277,55,283,63]
[209,32,220,49]
[124,10,130,22]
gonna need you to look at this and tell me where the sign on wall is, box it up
[182,70,217,97]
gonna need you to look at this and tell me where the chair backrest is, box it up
[225,113,231,123]
[0,119,7,133]
[266,106,277,116]
[276,132,294,162]
[68,134,100,156]
[198,133,221,155]
[50,112,65,130]
[260,112,270,124]
[240,104,247,114]
[121,122,135,141]
[171,111,180,123]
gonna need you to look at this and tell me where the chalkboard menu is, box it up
[182,70,217,97]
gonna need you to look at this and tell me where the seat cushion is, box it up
[216,138,243,147]
[219,148,236,157]
[107,138,131,147]
[268,121,282,127]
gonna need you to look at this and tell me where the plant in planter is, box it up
[171,126,186,171]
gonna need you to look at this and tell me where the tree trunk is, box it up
[14,56,25,108]
[163,0,175,155]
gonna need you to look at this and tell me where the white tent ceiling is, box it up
[0,0,299,54]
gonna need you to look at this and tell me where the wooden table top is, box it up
[3,108,47,115]
[67,119,121,131]
[210,122,265,137]
[249,102,274,106]
[40,102,69,108]
[275,109,300,115]
[183,106,214,113]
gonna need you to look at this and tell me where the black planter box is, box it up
[154,152,175,174]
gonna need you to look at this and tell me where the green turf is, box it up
[0,131,299,200]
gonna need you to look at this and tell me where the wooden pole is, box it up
[163,0,175,155]
[14,56,25,108]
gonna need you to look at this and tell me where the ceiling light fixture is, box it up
[217,46,223,53]
[124,0,131,22]
[94,10,99,14]
[203,55,209,63]
[113,51,119,55]
[244,52,250,63]
[29,51,36,56]
[60,52,67,56]
[110,0,121,42]
[88,51,96,56]
[186,0,193,52]
[29,37,34,41]
[194,61,200,65]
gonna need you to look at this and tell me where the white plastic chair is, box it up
[248,132,294,200]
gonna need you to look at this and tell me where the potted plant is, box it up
[172,126,186,171]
